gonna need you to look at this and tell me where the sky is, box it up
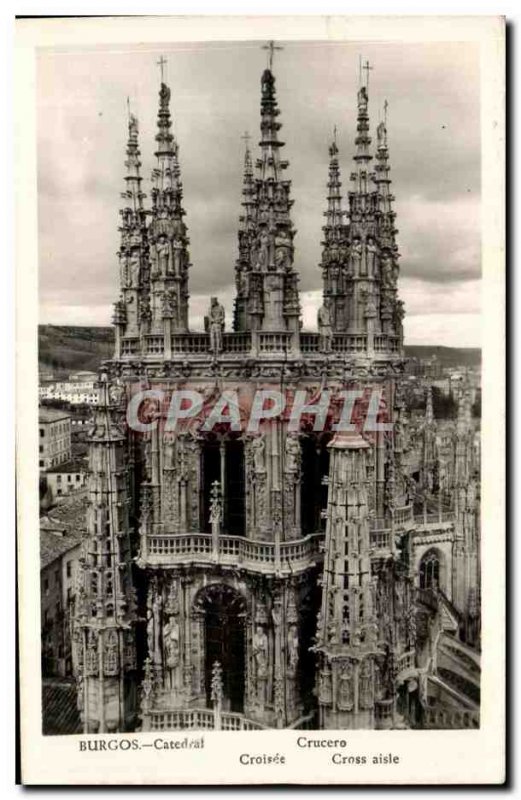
[37,40,481,347]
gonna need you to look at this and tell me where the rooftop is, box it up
[40,526,83,569]
[39,406,71,423]
[45,456,88,475]
[40,491,88,568]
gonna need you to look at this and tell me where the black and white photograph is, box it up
[16,14,505,785]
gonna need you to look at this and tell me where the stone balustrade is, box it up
[119,331,402,360]
[146,708,267,731]
[423,706,479,729]
[143,531,324,573]
[397,649,416,676]
[144,511,421,568]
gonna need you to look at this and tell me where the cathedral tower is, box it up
[73,376,138,732]
[71,49,479,735]
[233,55,301,351]
[319,135,349,331]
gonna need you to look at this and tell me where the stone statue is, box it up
[287,624,299,674]
[351,238,363,273]
[381,253,395,290]
[237,268,247,296]
[275,246,290,271]
[172,236,184,275]
[156,236,170,275]
[162,289,178,319]
[364,293,377,319]
[358,85,368,112]
[274,230,291,271]
[274,184,286,204]
[318,667,333,704]
[252,436,266,474]
[128,251,141,287]
[85,630,99,676]
[109,382,125,406]
[366,237,378,275]
[253,625,269,680]
[317,299,333,353]
[255,230,270,271]
[377,121,387,148]
[163,616,180,670]
[359,659,374,710]
[285,435,301,475]
[208,297,225,354]
[337,662,354,710]
[141,657,154,711]
[329,263,340,292]
[163,434,176,470]
[147,592,162,665]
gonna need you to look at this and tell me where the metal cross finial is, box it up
[384,99,389,124]
[126,95,131,121]
[241,130,251,149]
[157,55,167,83]
[333,124,337,144]
[262,40,283,71]
[363,59,374,90]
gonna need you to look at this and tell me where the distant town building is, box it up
[39,368,55,382]
[39,407,72,470]
[68,370,98,383]
[39,380,99,406]
[40,492,87,676]
[44,457,88,501]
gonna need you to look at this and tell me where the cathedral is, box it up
[71,49,481,734]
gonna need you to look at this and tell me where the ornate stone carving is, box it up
[359,658,374,710]
[284,434,301,475]
[337,661,354,711]
[103,629,119,676]
[318,666,333,705]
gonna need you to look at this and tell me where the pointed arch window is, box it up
[419,550,441,590]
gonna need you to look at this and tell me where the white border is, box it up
[15,14,505,786]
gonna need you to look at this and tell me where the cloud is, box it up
[37,40,481,347]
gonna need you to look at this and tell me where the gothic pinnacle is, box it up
[324,134,345,231]
[121,109,145,214]
[426,385,434,425]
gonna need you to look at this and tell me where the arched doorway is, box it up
[194,584,246,712]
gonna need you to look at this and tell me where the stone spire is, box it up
[421,385,438,489]
[315,432,381,729]
[148,78,190,339]
[233,134,257,331]
[456,379,473,434]
[72,376,137,732]
[374,105,402,343]
[453,379,474,487]
[236,53,301,345]
[113,111,149,356]
[425,385,434,426]
[345,77,380,336]
[320,134,349,331]
[315,429,415,730]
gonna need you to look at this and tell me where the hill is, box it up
[38,325,481,375]
[404,345,481,368]
[39,325,114,377]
